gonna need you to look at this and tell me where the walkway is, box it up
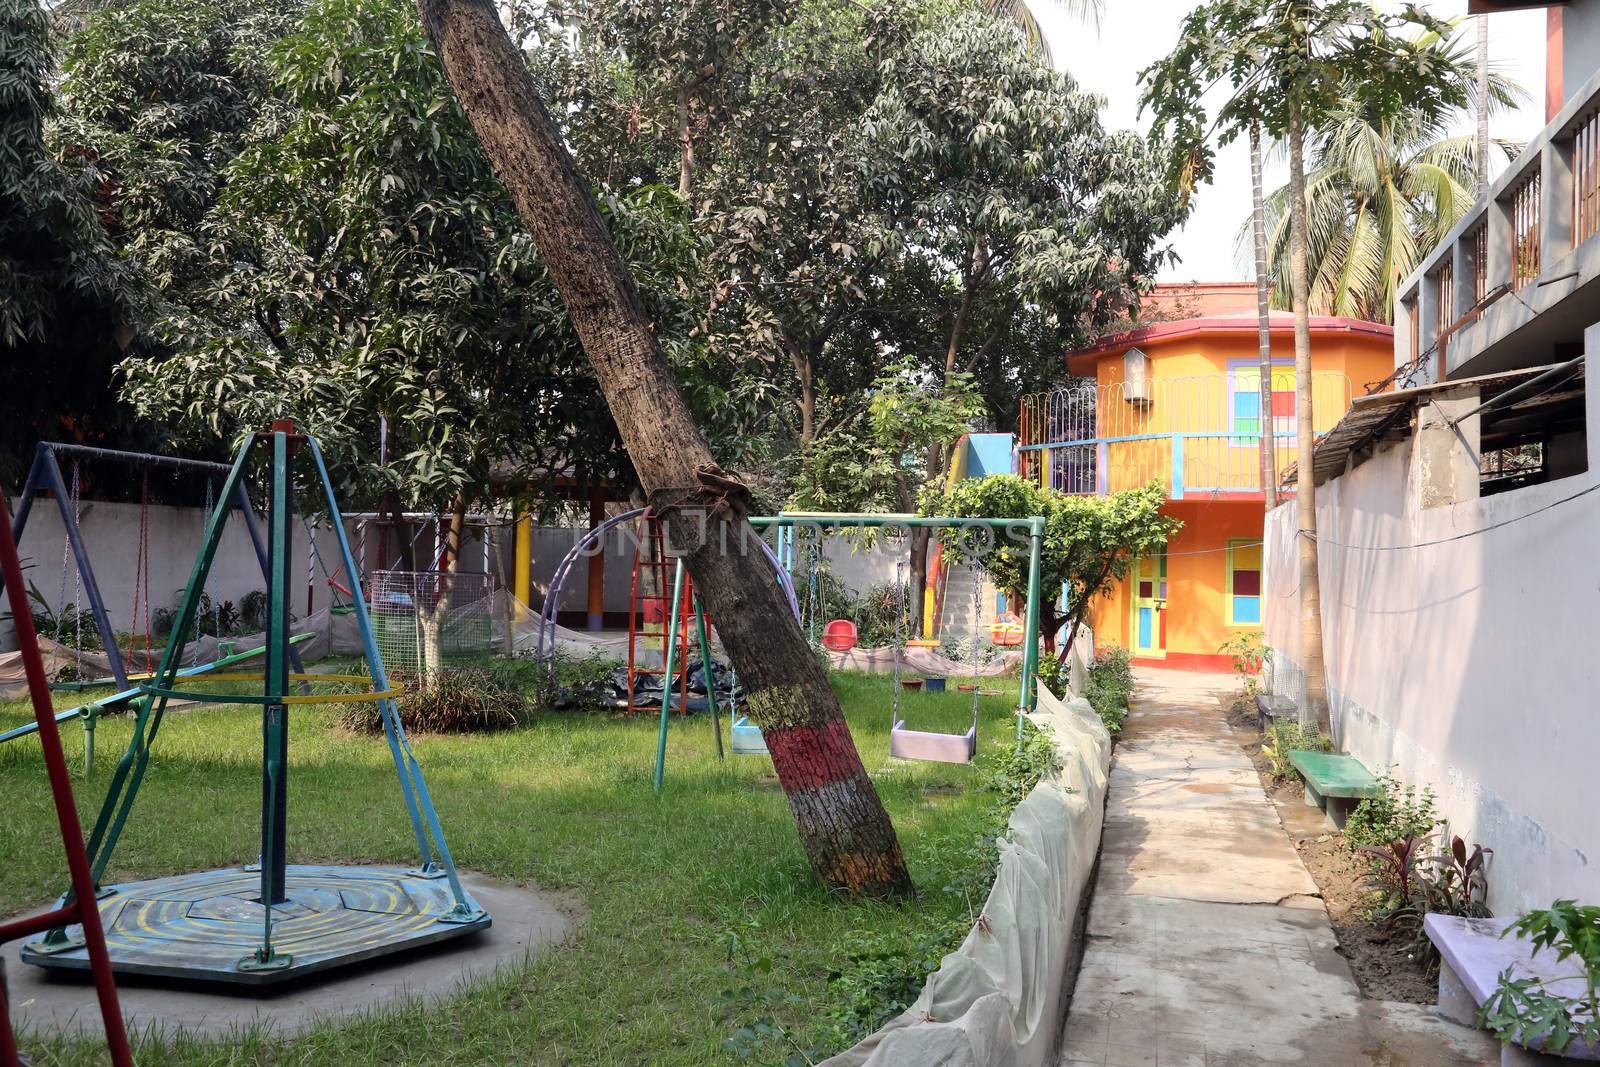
[1057,668,1497,1067]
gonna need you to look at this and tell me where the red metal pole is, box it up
[0,492,132,1067]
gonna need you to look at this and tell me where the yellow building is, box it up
[1021,304,1393,671]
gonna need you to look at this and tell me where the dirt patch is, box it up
[1222,696,1438,1005]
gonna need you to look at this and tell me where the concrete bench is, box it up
[1286,750,1380,829]
[1255,692,1296,731]
[1426,914,1598,1064]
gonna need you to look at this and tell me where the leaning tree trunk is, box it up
[1287,105,1330,735]
[415,0,913,897]
[1249,121,1278,511]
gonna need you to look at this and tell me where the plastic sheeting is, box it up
[819,685,1112,1067]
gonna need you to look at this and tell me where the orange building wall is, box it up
[1071,323,1392,670]
[1087,500,1266,668]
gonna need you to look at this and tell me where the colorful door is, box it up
[1130,547,1168,659]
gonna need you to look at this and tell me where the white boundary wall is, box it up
[1264,323,1600,914]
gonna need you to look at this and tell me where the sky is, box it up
[1033,0,1553,283]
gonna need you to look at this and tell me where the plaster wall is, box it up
[1088,499,1264,662]
[1262,325,1600,912]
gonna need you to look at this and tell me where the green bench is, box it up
[1287,750,1380,829]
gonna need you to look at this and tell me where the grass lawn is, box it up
[0,667,1024,1066]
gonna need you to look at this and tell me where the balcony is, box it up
[1397,66,1600,383]
[1018,371,1353,499]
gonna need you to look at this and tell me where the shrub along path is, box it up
[1056,667,1496,1067]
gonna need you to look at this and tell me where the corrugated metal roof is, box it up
[1285,362,1575,487]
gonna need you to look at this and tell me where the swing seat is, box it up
[821,619,858,652]
[990,612,1024,647]
[889,720,977,764]
[730,714,768,755]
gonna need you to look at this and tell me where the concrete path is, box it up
[1058,668,1498,1067]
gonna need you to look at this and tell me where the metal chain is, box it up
[891,560,904,725]
[969,561,983,728]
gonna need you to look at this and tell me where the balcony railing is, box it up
[1018,372,1353,499]
[1398,65,1600,379]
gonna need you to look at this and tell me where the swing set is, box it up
[649,511,1046,790]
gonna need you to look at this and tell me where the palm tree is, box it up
[1255,36,1522,324]
[985,0,1101,62]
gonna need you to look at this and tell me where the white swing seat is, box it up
[730,714,769,755]
[889,719,977,764]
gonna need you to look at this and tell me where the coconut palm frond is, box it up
[983,0,1104,61]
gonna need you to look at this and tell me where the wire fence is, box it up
[367,570,496,676]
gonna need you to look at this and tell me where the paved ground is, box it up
[5,871,580,1040]
[1058,668,1499,1067]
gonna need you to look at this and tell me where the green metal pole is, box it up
[693,596,723,761]
[252,428,292,970]
[1018,526,1045,750]
[653,557,687,794]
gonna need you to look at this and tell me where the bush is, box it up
[1036,650,1067,699]
[1086,646,1133,733]
[1217,630,1268,696]
[1345,772,1440,853]
[1262,717,1331,783]
[536,648,622,710]
[340,666,528,733]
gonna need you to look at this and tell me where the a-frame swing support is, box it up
[1,441,312,695]
[21,423,489,986]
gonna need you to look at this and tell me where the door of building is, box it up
[1131,546,1168,659]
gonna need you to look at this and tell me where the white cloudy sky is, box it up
[1032,1,1552,282]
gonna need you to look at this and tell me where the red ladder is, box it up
[626,511,693,714]
[0,491,131,1067]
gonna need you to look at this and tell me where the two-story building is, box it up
[1023,292,1393,671]
[1264,0,1599,912]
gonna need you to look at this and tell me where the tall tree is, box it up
[115,0,693,517]
[1253,29,1521,323]
[414,0,914,897]
[0,0,146,482]
[860,7,1180,633]
[1249,120,1277,510]
[1141,1,1474,732]
[1257,107,1518,324]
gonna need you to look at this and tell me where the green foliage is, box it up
[111,0,710,510]
[0,0,147,482]
[533,648,621,711]
[1218,631,1268,696]
[1344,772,1440,853]
[859,6,1184,407]
[1085,646,1133,734]
[1036,650,1067,700]
[1139,1,1475,193]
[1481,901,1600,1055]
[788,357,982,512]
[340,666,528,734]
[933,475,1179,643]
[719,717,1064,1059]
[1262,717,1330,783]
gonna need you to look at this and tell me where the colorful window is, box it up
[1228,362,1294,446]
[1226,540,1262,626]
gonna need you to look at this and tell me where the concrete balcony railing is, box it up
[1018,372,1352,500]
[1397,65,1600,382]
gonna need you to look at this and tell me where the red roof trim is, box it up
[1066,314,1394,367]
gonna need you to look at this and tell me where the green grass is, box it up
[0,668,1021,1066]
